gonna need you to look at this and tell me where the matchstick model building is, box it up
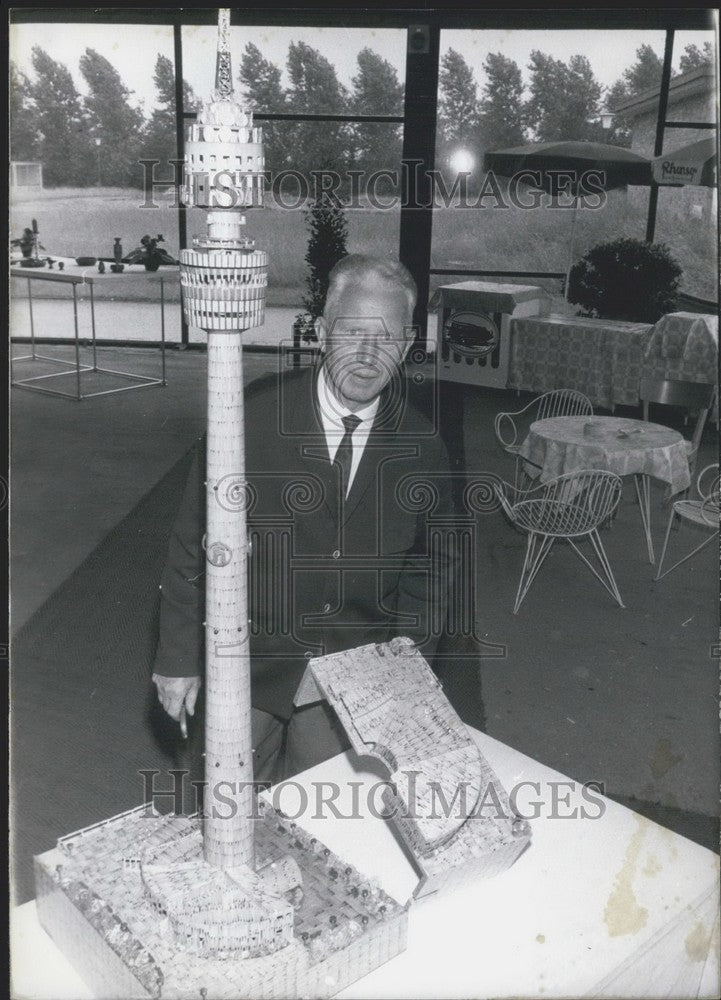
[33,11,530,998]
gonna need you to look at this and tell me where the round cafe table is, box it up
[517,415,692,563]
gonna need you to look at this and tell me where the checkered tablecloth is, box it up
[642,312,718,384]
[508,314,653,410]
[518,415,691,495]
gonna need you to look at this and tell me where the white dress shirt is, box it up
[316,366,380,496]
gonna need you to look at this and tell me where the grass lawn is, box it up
[11,186,717,306]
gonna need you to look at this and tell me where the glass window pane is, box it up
[432,27,718,308]
[10,22,182,342]
[184,119,402,345]
[182,24,405,115]
[181,25,406,345]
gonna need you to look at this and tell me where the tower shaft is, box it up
[179,7,268,870]
[203,332,254,869]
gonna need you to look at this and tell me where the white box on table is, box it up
[432,281,545,388]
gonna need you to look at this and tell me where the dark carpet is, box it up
[11,446,198,904]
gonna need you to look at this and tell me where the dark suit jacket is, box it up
[154,365,456,719]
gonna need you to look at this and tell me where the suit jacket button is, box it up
[323,603,332,613]
[304,651,313,659]
[331,549,341,559]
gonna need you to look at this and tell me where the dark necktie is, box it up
[334,414,362,498]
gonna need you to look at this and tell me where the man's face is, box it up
[318,284,413,412]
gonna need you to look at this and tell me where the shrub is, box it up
[567,237,682,323]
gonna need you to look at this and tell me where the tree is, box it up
[142,54,198,182]
[79,48,146,187]
[238,42,290,175]
[679,42,714,73]
[525,51,568,140]
[350,47,403,183]
[436,47,481,190]
[602,78,633,147]
[479,52,525,151]
[27,47,91,186]
[10,62,39,162]
[239,42,286,110]
[286,41,350,180]
[606,45,666,146]
[622,44,664,96]
[563,55,604,141]
[526,51,603,142]
[438,48,480,147]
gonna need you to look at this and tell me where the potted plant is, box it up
[292,194,349,361]
[567,237,682,324]
[123,234,178,271]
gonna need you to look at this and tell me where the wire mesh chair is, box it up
[494,389,594,490]
[655,463,719,581]
[495,469,624,614]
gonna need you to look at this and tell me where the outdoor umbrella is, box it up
[652,136,717,188]
[484,140,653,298]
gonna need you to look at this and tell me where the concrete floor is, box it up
[10,343,720,848]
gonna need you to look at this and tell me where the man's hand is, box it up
[152,673,201,722]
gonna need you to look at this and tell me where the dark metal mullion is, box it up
[645,30,675,243]
[9,9,715,29]
[399,21,441,341]
[663,121,717,130]
[257,113,403,123]
[181,112,403,123]
[174,24,189,347]
[430,268,566,279]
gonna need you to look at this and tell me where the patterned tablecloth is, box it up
[508,314,653,410]
[642,312,718,383]
[518,415,691,495]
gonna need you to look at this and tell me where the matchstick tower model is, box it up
[179,5,264,875]
[32,11,530,997]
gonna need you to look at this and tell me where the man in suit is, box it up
[152,254,456,781]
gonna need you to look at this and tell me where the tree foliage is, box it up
[526,51,567,141]
[607,44,671,146]
[351,47,404,180]
[622,44,664,95]
[526,51,604,142]
[79,48,146,187]
[142,54,198,181]
[479,53,525,151]
[27,46,91,186]
[238,41,290,174]
[438,48,480,147]
[12,37,698,194]
[287,41,350,176]
[679,42,714,74]
[10,62,39,162]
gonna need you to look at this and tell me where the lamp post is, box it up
[94,137,102,187]
[599,106,615,131]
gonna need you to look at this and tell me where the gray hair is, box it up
[324,255,417,330]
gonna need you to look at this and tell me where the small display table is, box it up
[11,263,171,400]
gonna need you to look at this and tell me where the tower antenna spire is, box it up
[214,8,234,99]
